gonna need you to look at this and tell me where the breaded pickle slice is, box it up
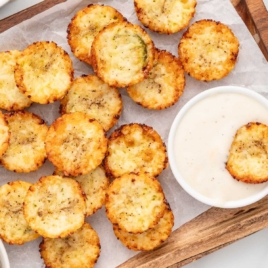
[135,0,196,34]
[54,166,109,217]
[226,122,268,183]
[46,112,107,177]
[113,204,174,251]
[104,123,168,178]
[67,4,125,65]
[40,222,100,268]
[0,181,39,245]
[106,173,166,233]
[91,21,154,88]
[60,75,122,131]
[0,111,9,158]
[127,49,185,110]
[178,20,239,81]
[0,111,48,173]
[14,41,74,104]
[0,50,31,110]
[24,175,86,238]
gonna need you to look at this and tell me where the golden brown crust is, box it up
[0,50,32,111]
[60,75,122,131]
[23,175,86,238]
[178,19,239,81]
[0,111,48,173]
[0,181,39,245]
[91,21,155,88]
[127,49,185,110]
[105,173,166,233]
[226,122,268,183]
[45,112,107,177]
[0,111,9,158]
[40,222,100,268]
[113,204,174,251]
[67,4,125,65]
[14,41,74,104]
[134,0,196,34]
[54,166,109,217]
[104,123,168,178]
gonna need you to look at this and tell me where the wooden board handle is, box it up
[118,195,268,268]
[0,0,66,33]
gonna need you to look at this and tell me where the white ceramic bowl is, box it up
[168,86,268,208]
[0,239,9,268]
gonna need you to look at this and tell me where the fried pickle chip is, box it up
[60,75,122,131]
[91,21,154,88]
[67,4,125,65]
[178,19,239,81]
[127,49,185,110]
[46,112,107,177]
[104,123,168,178]
[226,122,268,183]
[14,41,74,104]
[0,111,48,173]
[0,181,39,245]
[113,203,174,251]
[40,222,100,268]
[0,50,32,111]
[0,111,9,158]
[106,173,166,233]
[54,166,109,217]
[24,175,86,238]
[134,0,196,34]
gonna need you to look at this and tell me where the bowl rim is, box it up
[0,239,10,268]
[168,85,268,208]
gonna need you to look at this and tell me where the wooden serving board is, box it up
[231,0,268,60]
[0,0,66,32]
[119,195,268,268]
[0,1,268,267]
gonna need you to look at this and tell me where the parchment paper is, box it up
[0,0,268,267]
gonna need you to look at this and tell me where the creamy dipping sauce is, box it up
[174,92,268,206]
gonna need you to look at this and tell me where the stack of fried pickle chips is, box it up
[104,123,174,251]
[67,4,187,111]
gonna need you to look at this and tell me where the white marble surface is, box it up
[0,0,9,9]
[185,227,268,268]
[264,0,268,11]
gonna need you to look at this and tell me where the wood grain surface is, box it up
[245,0,268,60]
[118,195,268,268]
[231,0,268,59]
